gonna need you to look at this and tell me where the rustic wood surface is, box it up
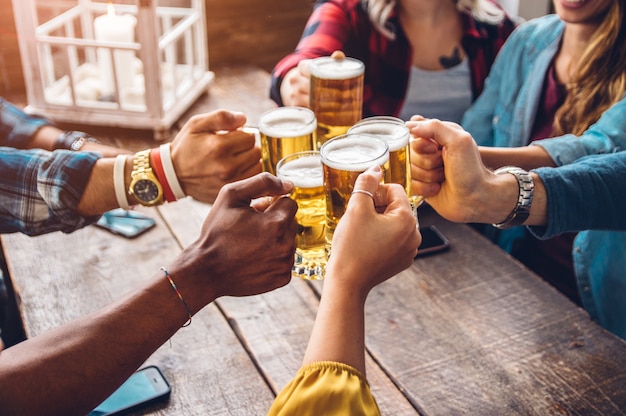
[2,65,626,415]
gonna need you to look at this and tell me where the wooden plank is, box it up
[158,197,420,414]
[0,206,276,414]
[358,206,626,415]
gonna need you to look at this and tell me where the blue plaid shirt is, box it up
[0,98,100,235]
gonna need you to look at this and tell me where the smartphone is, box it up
[416,225,450,258]
[95,209,156,239]
[88,366,171,416]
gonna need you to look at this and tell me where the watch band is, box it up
[114,155,130,210]
[55,131,101,151]
[492,166,534,229]
[159,143,186,200]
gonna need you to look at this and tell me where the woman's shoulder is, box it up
[512,14,564,42]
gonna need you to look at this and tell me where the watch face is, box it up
[133,179,160,202]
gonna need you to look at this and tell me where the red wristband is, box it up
[151,147,177,203]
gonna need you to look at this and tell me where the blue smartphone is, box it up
[95,209,156,239]
[88,366,171,416]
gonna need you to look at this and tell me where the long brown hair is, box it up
[553,0,626,136]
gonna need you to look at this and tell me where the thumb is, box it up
[349,166,383,208]
[219,172,294,207]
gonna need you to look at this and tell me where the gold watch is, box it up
[128,149,163,206]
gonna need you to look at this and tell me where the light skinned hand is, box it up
[170,109,263,203]
[280,59,312,107]
[170,172,297,312]
[406,119,495,223]
[326,166,421,298]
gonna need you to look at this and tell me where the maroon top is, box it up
[518,64,580,306]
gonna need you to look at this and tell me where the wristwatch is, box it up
[492,166,534,229]
[54,130,101,151]
[128,149,164,206]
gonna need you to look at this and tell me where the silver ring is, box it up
[351,189,375,201]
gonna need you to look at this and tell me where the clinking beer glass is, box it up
[309,52,364,148]
[276,151,326,280]
[257,106,317,175]
[348,116,424,214]
[319,133,389,257]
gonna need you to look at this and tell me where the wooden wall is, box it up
[0,0,313,97]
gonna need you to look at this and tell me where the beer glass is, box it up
[319,133,389,253]
[348,116,424,212]
[276,151,326,280]
[309,54,364,148]
[257,106,317,175]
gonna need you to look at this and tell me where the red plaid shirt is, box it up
[270,0,516,117]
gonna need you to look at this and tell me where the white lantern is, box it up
[11,0,214,140]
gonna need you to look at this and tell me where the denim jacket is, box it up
[462,15,626,340]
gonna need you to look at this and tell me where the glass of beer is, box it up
[276,151,326,280]
[348,116,423,213]
[257,106,317,175]
[309,53,364,148]
[319,133,389,255]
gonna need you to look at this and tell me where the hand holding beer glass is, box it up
[319,133,389,256]
[276,151,327,280]
[348,116,424,214]
[309,51,364,148]
[256,106,317,175]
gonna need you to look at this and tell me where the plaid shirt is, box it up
[270,0,516,117]
[0,98,100,235]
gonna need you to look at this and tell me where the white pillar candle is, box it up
[94,4,137,99]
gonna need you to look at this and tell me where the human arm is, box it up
[269,1,356,106]
[302,166,419,372]
[268,167,419,415]
[531,97,626,166]
[0,172,297,416]
[0,97,129,157]
[409,119,626,234]
[0,109,261,234]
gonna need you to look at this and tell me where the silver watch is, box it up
[492,166,534,229]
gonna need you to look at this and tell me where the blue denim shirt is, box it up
[462,15,626,340]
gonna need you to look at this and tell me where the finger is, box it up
[410,136,440,155]
[186,109,247,133]
[221,172,294,207]
[409,114,426,122]
[378,183,411,213]
[297,59,311,77]
[411,179,441,198]
[349,166,383,207]
[406,119,473,149]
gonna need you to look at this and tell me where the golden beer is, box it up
[309,55,364,148]
[276,151,326,279]
[259,107,317,175]
[348,116,423,209]
[319,133,389,251]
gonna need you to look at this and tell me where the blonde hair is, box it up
[363,0,506,40]
[553,0,626,136]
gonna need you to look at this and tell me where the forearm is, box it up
[471,170,548,226]
[302,266,367,375]
[478,145,556,170]
[0,274,191,416]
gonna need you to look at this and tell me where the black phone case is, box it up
[416,225,450,258]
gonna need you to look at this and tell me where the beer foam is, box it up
[320,135,389,171]
[348,121,409,152]
[277,155,323,188]
[310,56,365,80]
[259,107,317,138]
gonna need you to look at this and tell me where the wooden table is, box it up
[2,65,626,415]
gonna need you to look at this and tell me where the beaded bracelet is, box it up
[161,267,192,327]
